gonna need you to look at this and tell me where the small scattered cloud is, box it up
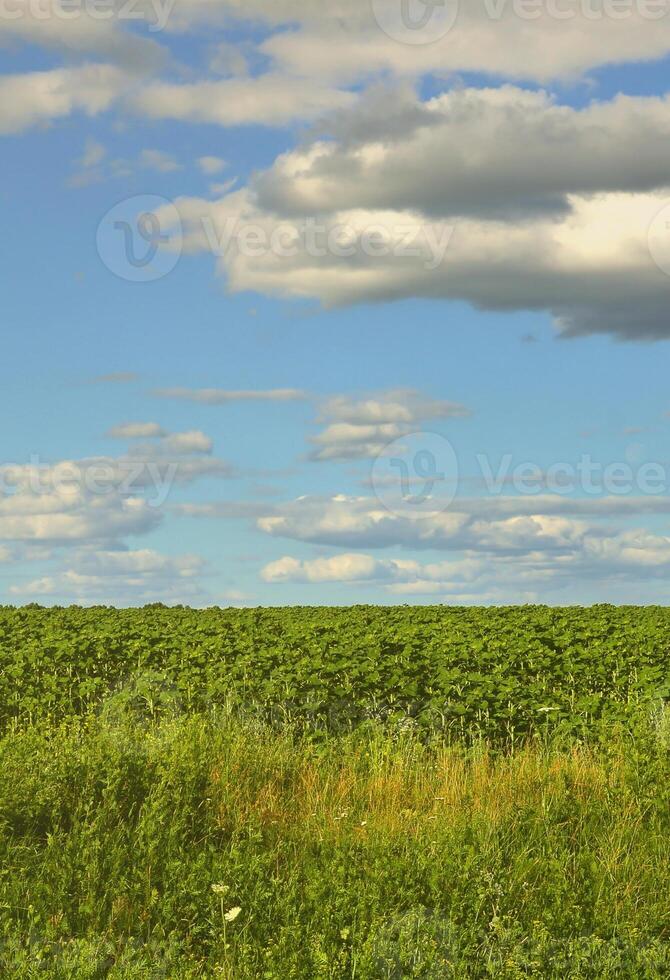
[209,177,238,196]
[68,138,112,187]
[154,387,309,405]
[80,138,106,169]
[309,388,470,461]
[208,40,250,78]
[107,422,167,440]
[160,431,213,455]
[70,146,181,188]
[0,65,127,136]
[9,548,208,605]
[139,148,182,173]
[132,74,356,128]
[198,155,227,176]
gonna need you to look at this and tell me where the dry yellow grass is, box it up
[210,738,620,842]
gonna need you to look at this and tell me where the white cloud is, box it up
[209,177,238,196]
[0,428,235,602]
[260,552,525,602]
[262,552,416,583]
[68,137,109,187]
[71,146,182,186]
[140,148,182,172]
[581,528,670,567]
[260,524,670,600]
[148,82,670,340]
[109,425,218,459]
[78,138,106,169]
[154,386,309,404]
[0,64,128,135]
[198,155,227,175]
[182,491,670,531]
[254,86,670,221]
[249,492,670,599]
[159,430,213,455]
[256,495,597,553]
[132,74,356,127]
[0,1,166,70]
[108,422,167,440]
[0,492,160,545]
[9,548,208,604]
[310,389,471,460]
[208,40,250,77]
[258,549,547,604]
[310,422,413,462]
[9,0,670,143]
[149,0,670,84]
[0,429,233,546]
[256,3,670,85]
[163,180,670,340]
[318,390,470,426]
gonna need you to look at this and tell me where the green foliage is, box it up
[3,605,670,976]
[1,604,670,740]
[1,708,670,977]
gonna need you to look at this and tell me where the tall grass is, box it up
[1,699,670,977]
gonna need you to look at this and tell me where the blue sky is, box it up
[3,0,670,605]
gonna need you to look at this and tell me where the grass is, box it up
[2,696,670,977]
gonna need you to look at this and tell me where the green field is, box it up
[2,605,670,977]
